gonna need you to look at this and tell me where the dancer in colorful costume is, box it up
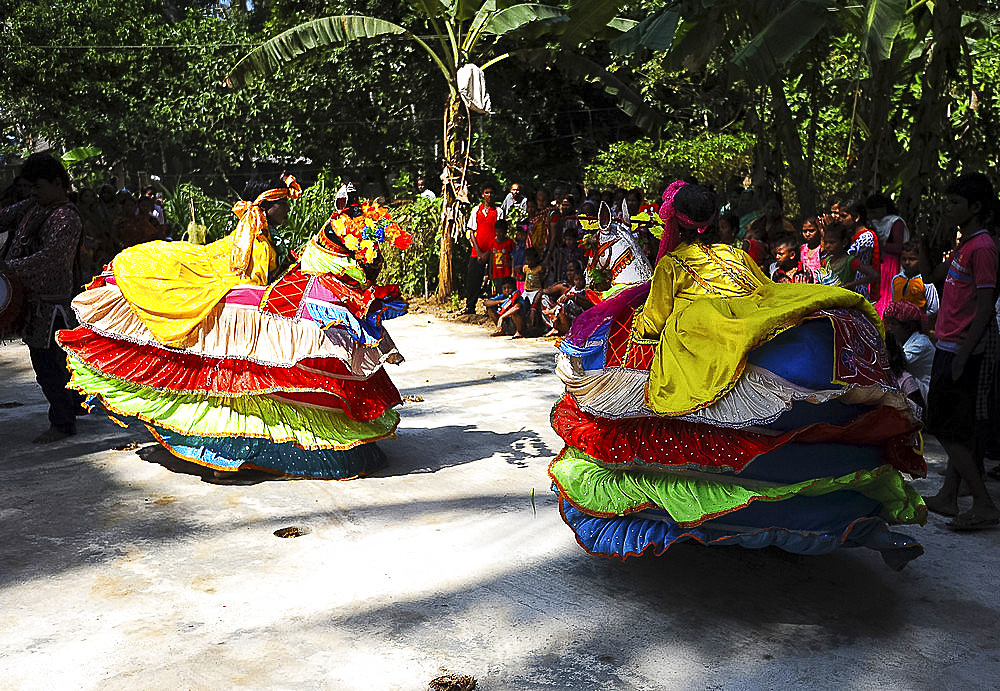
[551,181,927,569]
[58,177,412,479]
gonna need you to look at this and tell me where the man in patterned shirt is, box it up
[0,153,84,443]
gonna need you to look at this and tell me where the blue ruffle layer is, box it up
[149,423,387,479]
[558,492,924,570]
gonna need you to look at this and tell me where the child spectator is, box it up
[837,197,881,304]
[883,300,934,401]
[886,332,926,410]
[867,192,909,316]
[491,220,514,294]
[548,227,583,286]
[771,234,815,283]
[821,222,880,291]
[484,276,524,337]
[748,192,795,246]
[512,227,528,292]
[742,224,770,270]
[892,240,939,317]
[922,172,1000,530]
[546,265,592,336]
[718,212,740,246]
[800,216,822,273]
[520,247,548,336]
[539,262,579,335]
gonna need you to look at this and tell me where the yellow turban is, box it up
[229,174,302,274]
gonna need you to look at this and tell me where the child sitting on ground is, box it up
[484,276,525,337]
[882,299,934,402]
[545,266,592,336]
[885,332,925,411]
[891,239,940,319]
[770,233,816,283]
[521,247,547,335]
[821,222,880,290]
[491,220,515,294]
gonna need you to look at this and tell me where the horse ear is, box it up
[598,201,612,230]
[620,199,631,221]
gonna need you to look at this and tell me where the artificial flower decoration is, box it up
[328,201,413,264]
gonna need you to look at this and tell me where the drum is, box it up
[0,272,26,339]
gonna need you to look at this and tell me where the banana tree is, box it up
[228,0,657,299]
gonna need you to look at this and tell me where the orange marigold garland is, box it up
[328,201,413,264]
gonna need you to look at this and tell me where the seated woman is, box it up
[549,180,927,569]
[58,181,412,481]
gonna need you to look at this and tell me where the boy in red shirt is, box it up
[923,173,1000,531]
[491,220,515,294]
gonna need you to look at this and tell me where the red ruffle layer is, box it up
[59,326,400,421]
[551,395,925,477]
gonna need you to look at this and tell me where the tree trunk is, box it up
[769,75,817,216]
[437,92,470,299]
[898,0,964,224]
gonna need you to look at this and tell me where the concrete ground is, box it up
[0,311,998,690]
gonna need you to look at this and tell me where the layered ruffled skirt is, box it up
[58,267,407,479]
[552,283,927,569]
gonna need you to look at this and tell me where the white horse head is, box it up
[585,201,653,289]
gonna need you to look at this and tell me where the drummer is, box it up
[0,153,84,443]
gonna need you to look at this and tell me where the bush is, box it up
[162,181,237,242]
[158,175,442,295]
[382,195,441,295]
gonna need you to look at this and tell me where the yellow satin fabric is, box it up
[640,242,880,417]
[113,233,275,347]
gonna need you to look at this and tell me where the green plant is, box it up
[584,133,754,197]
[381,195,442,296]
[161,181,237,242]
[274,171,340,264]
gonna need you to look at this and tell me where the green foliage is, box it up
[157,175,440,294]
[161,182,238,242]
[276,171,340,261]
[584,131,754,195]
[381,196,442,295]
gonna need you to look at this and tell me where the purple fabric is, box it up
[564,282,651,347]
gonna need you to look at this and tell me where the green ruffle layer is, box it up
[549,446,926,527]
[67,354,399,450]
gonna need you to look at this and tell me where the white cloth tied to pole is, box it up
[457,63,492,114]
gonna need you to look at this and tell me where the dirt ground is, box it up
[0,312,998,690]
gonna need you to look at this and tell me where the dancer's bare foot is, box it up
[922,493,959,517]
[490,329,506,337]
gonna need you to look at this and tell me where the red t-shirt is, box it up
[492,238,514,278]
[468,204,498,258]
[935,229,998,351]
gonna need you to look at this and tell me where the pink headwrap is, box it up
[655,180,717,262]
[882,299,927,332]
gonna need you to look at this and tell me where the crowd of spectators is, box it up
[456,180,661,338]
[1,177,168,279]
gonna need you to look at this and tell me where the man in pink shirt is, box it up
[923,173,1000,531]
[459,184,497,315]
